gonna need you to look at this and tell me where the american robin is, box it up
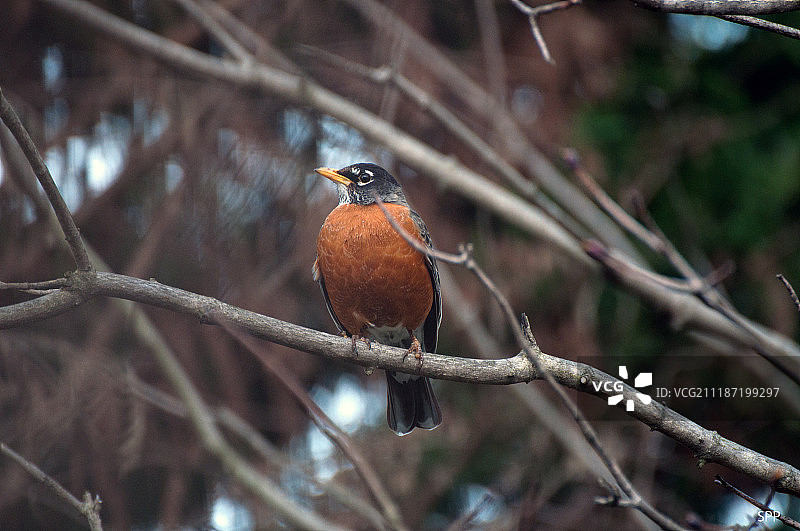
[313,163,442,435]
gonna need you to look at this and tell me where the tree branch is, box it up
[778,274,800,312]
[1,441,103,531]
[126,374,391,529]
[99,272,348,531]
[628,0,800,39]
[219,320,408,531]
[566,151,800,385]
[14,2,800,524]
[511,0,582,65]
[631,0,800,15]
[0,87,92,271]
[1,270,798,499]
[717,13,800,40]
[714,475,800,530]
[170,0,252,63]
[343,0,643,260]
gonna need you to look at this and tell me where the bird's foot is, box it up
[350,334,371,355]
[403,335,424,373]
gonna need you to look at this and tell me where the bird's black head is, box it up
[314,163,407,206]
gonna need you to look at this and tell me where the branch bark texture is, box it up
[2,271,798,497]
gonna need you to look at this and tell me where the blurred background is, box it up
[1,0,799,529]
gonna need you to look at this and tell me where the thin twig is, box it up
[745,486,776,531]
[373,194,686,530]
[0,87,92,271]
[511,0,582,65]
[217,318,408,531]
[581,239,716,293]
[777,274,800,312]
[562,149,661,254]
[566,150,731,302]
[445,491,495,531]
[194,0,299,71]
[340,0,644,260]
[714,475,800,530]
[127,373,393,529]
[716,14,800,40]
[1,441,103,531]
[139,317,347,530]
[566,150,800,387]
[632,0,800,15]
[584,238,800,388]
[299,45,586,239]
[0,278,70,290]
[629,190,734,298]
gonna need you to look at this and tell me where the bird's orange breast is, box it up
[315,203,433,337]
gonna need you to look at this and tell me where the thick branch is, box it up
[2,270,798,497]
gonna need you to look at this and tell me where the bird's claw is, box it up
[350,334,371,355]
[403,336,424,373]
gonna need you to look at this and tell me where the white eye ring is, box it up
[356,174,373,186]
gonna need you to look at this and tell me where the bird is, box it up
[312,163,442,435]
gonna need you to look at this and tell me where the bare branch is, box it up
[38,0,588,267]
[628,0,800,38]
[0,278,70,290]
[3,238,348,527]
[565,152,800,385]
[563,149,663,255]
[349,0,644,259]
[1,269,799,499]
[0,87,92,271]
[714,475,800,530]
[583,239,800,387]
[632,0,800,15]
[219,320,408,531]
[778,274,800,312]
[15,1,800,519]
[476,0,509,107]
[375,194,689,530]
[511,0,582,65]
[110,277,348,531]
[521,318,686,530]
[1,441,103,531]
[127,373,391,529]
[717,14,800,39]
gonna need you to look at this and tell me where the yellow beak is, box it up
[314,167,352,187]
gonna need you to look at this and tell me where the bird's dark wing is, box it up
[410,209,441,354]
[312,258,347,335]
